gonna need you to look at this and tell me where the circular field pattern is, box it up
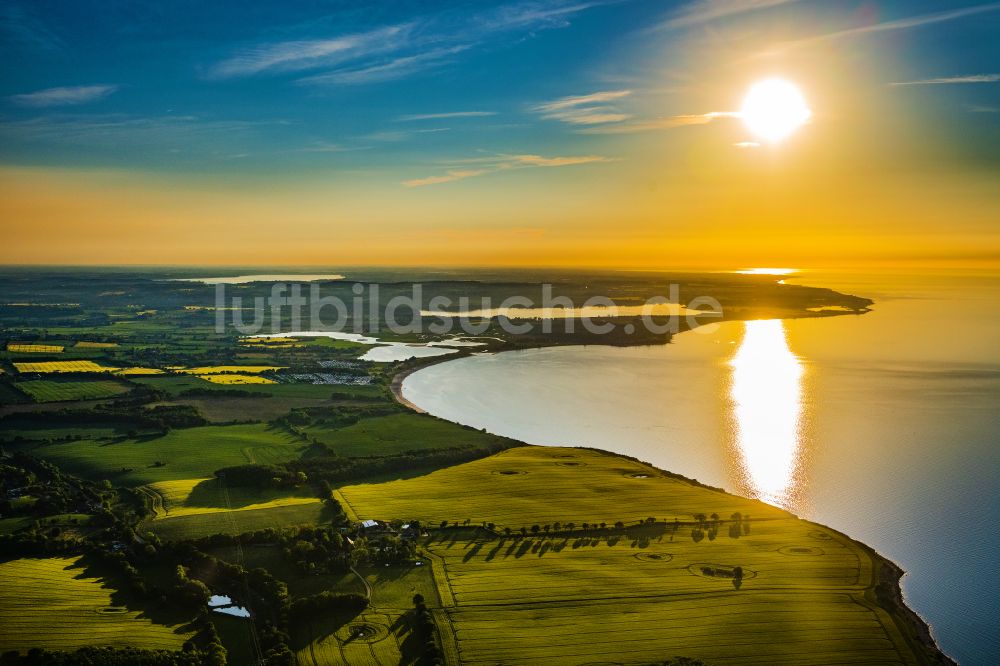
[336,619,390,644]
[809,531,833,540]
[688,563,757,580]
[491,469,527,475]
[779,545,825,556]
[626,473,651,479]
[634,552,673,563]
[555,461,586,467]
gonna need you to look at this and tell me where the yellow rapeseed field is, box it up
[13,360,117,374]
[178,365,283,374]
[197,373,276,384]
[7,343,64,353]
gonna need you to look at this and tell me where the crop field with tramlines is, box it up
[198,373,276,384]
[294,611,408,666]
[336,447,925,666]
[176,365,283,375]
[335,446,790,528]
[7,343,64,353]
[0,557,193,654]
[149,502,334,541]
[16,378,130,402]
[13,360,116,374]
[146,477,319,519]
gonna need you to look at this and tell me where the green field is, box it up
[0,418,134,442]
[0,557,194,654]
[141,476,327,541]
[336,447,789,527]
[305,413,513,458]
[147,477,322,519]
[334,447,923,665]
[132,375,380,399]
[294,611,411,666]
[30,423,308,486]
[149,502,335,541]
[17,378,130,403]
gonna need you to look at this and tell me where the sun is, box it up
[740,78,812,143]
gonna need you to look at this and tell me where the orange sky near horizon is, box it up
[2,2,999,270]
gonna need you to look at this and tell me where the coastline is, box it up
[389,350,954,665]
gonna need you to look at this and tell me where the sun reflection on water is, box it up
[729,319,804,509]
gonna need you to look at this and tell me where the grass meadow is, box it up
[17,378,130,403]
[304,413,513,458]
[30,423,308,486]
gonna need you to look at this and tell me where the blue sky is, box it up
[2,0,999,180]
[1,1,999,267]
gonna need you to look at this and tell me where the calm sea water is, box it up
[403,270,1000,665]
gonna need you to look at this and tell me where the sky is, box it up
[1,0,999,268]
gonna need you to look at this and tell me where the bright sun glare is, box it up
[740,78,812,144]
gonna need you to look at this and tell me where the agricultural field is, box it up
[17,378,130,403]
[305,413,514,458]
[149,502,335,541]
[13,360,117,374]
[7,343,64,353]
[336,447,790,527]
[0,416,137,442]
[146,477,322,520]
[74,341,120,348]
[0,556,194,654]
[176,365,284,375]
[294,611,410,666]
[337,447,924,665]
[198,373,276,384]
[28,423,309,486]
[112,367,165,376]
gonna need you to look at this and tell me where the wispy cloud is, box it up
[655,0,800,30]
[8,85,119,107]
[396,111,497,121]
[0,114,286,153]
[765,3,1000,54]
[403,169,489,187]
[0,3,63,50]
[403,152,610,187]
[890,73,1000,87]
[579,111,739,134]
[210,1,611,86]
[535,90,632,125]
[299,46,470,86]
[208,25,412,79]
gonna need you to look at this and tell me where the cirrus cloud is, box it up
[8,84,118,107]
[403,152,610,187]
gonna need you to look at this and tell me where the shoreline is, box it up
[388,341,954,664]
